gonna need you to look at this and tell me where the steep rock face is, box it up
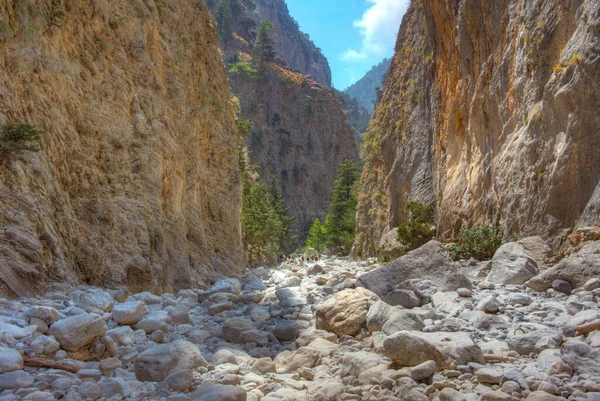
[206,0,357,244]
[0,0,244,296]
[252,0,332,87]
[355,0,600,256]
[232,66,358,240]
[335,91,371,145]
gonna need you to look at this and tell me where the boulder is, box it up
[72,289,114,312]
[507,331,562,355]
[49,313,107,351]
[410,360,438,381]
[382,331,485,369]
[197,278,241,302]
[134,340,207,382]
[561,339,600,376]
[517,236,554,269]
[382,310,424,335]
[112,301,148,325]
[315,288,379,336]
[356,241,471,298]
[527,242,600,291]
[0,348,23,373]
[135,311,172,334]
[222,318,255,344]
[0,370,34,390]
[366,301,397,333]
[191,383,246,401]
[26,306,59,325]
[487,243,539,285]
[340,351,389,380]
[271,320,298,342]
[383,289,421,308]
[281,347,320,373]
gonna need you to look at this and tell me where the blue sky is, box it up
[286,0,409,90]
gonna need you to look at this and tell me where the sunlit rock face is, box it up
[355,0,600,257]
[0,0,244,296]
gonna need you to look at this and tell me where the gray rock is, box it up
[356,241,471,298]
[222,318,255,344]
[527,242,600,291]
[507,331,562,355]
[382,330,485,369]
[561,339,600,376]
[552,279,572,294]
[105,326,135,346]
[0,322,28,339]
[168,306,191,324]
[135,311,172,334]
[487,243,539,285]
[384,289,421,308]
[271,320,298,342]
[382,310,425,335]
[0,348,23,373]
[212,349,237,365]
[112,301,147,325]
[0,370,34,390]
[76,382,102,400]
[339,351,388,380]
[191,382,246,401]
[197,278,241,302]
[26,306,59,325]
[166,369,194,391]
[366,301,396,333]
[134,340,207,382]
[72,289,114,313]
[477,368,503,384]
[410,360,438,381]
[50,313,107,351]
[439,388,467,401]
[275,288,306,308]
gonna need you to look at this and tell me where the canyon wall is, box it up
[355,0,600,256]
[0,0,244,296]
[207,0,358,245]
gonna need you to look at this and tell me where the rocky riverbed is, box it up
[0,238,599,401]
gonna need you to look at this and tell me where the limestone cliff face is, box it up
[206,0,357,245]
[252,0,332,87]
[355,0,600,256]
[0,0,244,296]
[232,66,358,240]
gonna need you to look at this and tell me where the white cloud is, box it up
[341,0,409,61]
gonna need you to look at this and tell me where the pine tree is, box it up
[305,218,327,253]
[252,20,276,75]
[268,179,296,250]
[324,159,363,254]
[216,0,233,42]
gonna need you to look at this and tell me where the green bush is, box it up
[396,201,435,253]
[448,225,503,261]
[0,122,43,155]
[228,61,257,78]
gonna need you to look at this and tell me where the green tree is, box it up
[396,201,435,253]
[324,159,363,254]
[252,20,275,75]
[305,218,327,253]
[216,0,233,42]
[0,122,43,156]
[268,178,296,251]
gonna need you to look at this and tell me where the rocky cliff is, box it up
[231,63,358,242]
[0,0,244,296]
[207,0,358,245]
[355,0,600,256]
